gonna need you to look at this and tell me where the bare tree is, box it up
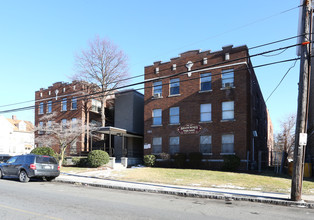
[275,114,296,172]
[73,36,129,127]
[35,113,97,166]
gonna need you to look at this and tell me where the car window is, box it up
[6,156,18,164]
[25,156,35,164]
[15,156,25,164]
[35,156,57,164]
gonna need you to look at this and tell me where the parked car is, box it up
[0,156,11,163]
[0,154,60,183]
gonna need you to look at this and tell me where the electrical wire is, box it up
[0,56,301,115]
[0,38,305,109]
[265,59,299,102]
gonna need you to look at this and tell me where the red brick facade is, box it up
[35,81,103,155]
[144,45,270,169]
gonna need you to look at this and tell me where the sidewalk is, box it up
[56,170,314,208]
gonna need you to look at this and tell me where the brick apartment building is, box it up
[35,81,109,155]
[144,45,273,169]
[35,82,144,164]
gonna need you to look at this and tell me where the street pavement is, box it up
[56,167,314,209]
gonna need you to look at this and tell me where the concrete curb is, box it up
[55,178,314,209]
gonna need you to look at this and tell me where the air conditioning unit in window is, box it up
[153,93,162,98]
[224,82,233,88]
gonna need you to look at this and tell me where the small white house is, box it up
[0,115,34,156]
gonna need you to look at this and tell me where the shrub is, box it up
[174,153,186,168]
[87,150,109,168]
[72,157,89,167]
[222,155,241,172]
[189,152,202,169]
[144,155,156,167]
[31,147,56,157]
[160,152,171,160]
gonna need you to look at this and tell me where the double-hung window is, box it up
[170,78,180,95]
[61,98,67,111]
[169,137,180,155]
[71,118,77,129]
[222,134,234,154]
[200,73,212,91]
[47,101,52,113]
[169,107,179,124]
[222,101,234,120]
[61,119,67,130]
[38,121,44,134]
[200,135,212,154]
[71,98,77,110]
[152,109,162,125]
[152,137,162,154]
[153,81,162,97]
[39,102,44,114]
[200,103,212,122]
[221,69,234,88]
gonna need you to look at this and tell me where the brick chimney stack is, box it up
[12,115,17,120]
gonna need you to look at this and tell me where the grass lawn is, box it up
[112,167,314,194]
[61,166,314,194]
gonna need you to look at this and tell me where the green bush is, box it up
[72,157,89,167]
[174,153,186,168]
[87,150,109,168]
[189,152,202,169]
[160,152,170,160]
[144,155,156,167]
[31,147,56,157]
[222,155,241,172]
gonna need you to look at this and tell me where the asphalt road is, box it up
[0,178,313,220]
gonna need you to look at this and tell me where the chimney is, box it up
[12,115,17,120]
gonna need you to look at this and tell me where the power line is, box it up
[0,39,304,109]
[0,56,301,115]
[265,57,299,102]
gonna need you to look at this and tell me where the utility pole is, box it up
[291,0,312,202]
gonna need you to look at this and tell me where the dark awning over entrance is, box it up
[91,126,143,157]
[95,126,143,138]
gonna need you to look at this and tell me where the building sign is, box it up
[177,124,202,135]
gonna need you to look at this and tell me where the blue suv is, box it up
[0,154,60,183]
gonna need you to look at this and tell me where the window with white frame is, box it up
[91,99,101,113]
[152,109,162,125]
[61,98,67,111]
[169,107,179,124]
[71,118,77,129]
[153,81,162,97]
[38,121,44,134]
[152,137,162,154]
[200,135,212,154]
[222,101,234,120]
[200,73,211,91]
[170,78,180,95]
[221,69,234,88]
[200,103,212,122]
[61,119,67,130]
[222,134,234,154]
[39,102,44,114]
[169,137,179,155]
[71,98,77,110]
[47,101,52,113]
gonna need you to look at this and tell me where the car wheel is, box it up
[45,177,56,181]
[19,170,30,183]
[0,169,2,179]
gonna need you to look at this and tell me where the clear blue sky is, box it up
[0,0,301,133]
